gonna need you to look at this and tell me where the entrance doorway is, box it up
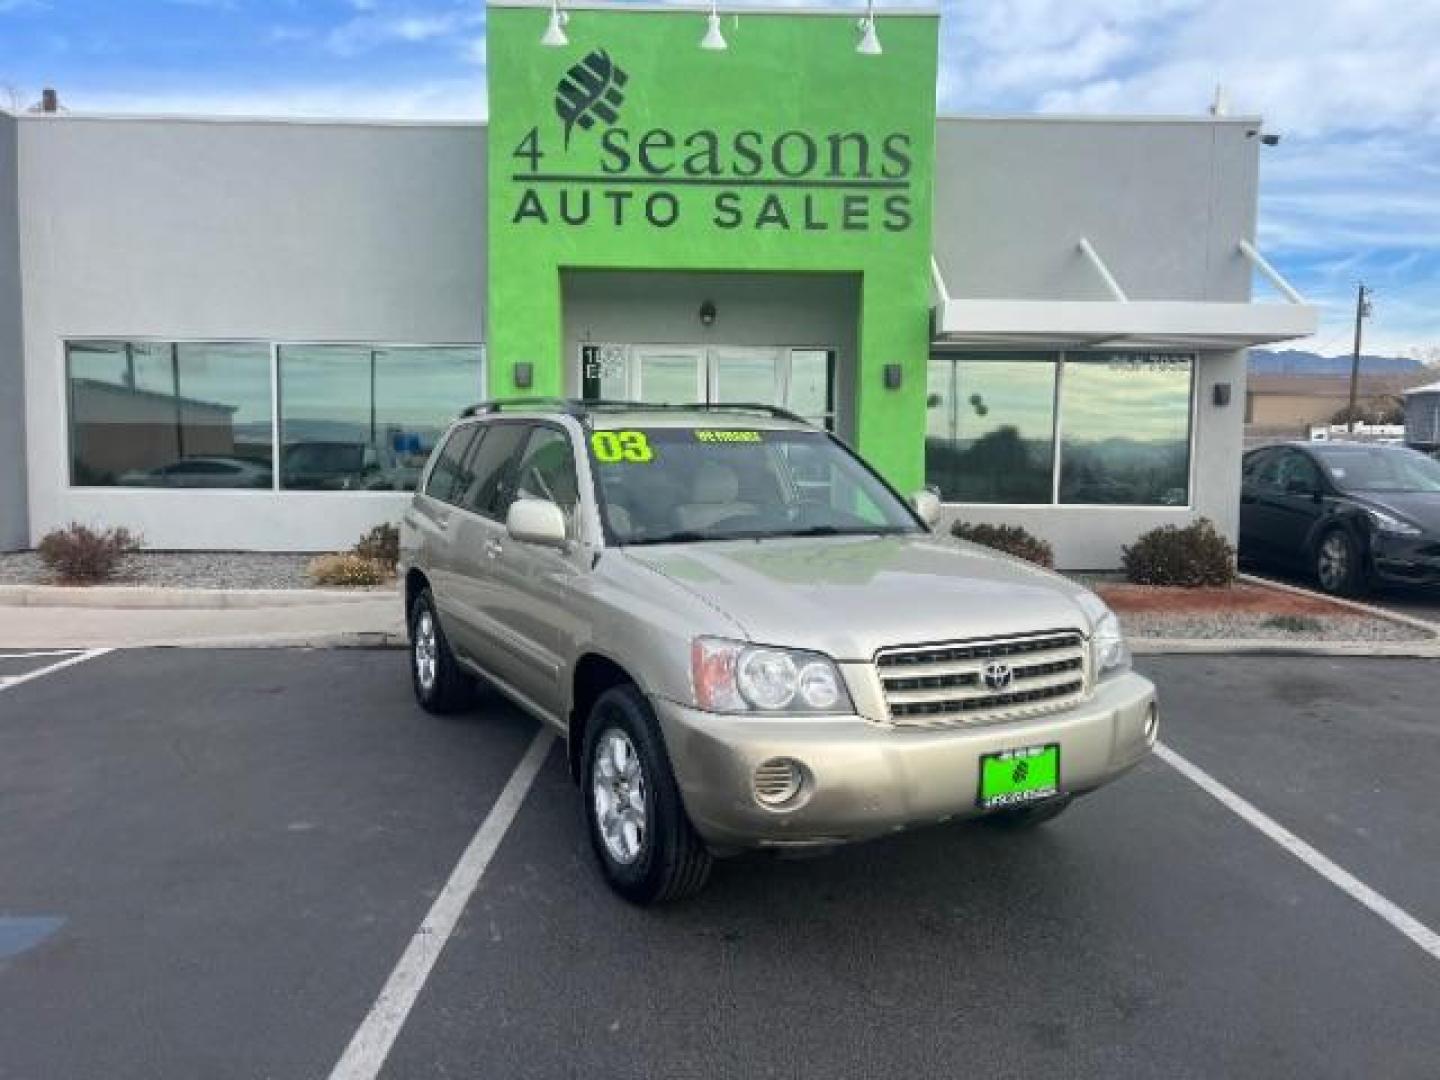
[580,344,835,429]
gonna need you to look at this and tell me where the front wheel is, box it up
[582,685,712,905]
[1315,528,1365,596]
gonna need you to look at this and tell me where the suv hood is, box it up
[624,534,1096,661]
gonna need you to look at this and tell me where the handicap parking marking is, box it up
[1155,741,1440,964]
[327,728,556,1080]
[0,648,113,692]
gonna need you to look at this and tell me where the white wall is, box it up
[930,117,1262,567]
[0,113,26,551]
[17,116,487,550]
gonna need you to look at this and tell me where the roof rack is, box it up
[459,399,810,424]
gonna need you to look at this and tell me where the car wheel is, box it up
[582,684,713,905]
[409,589,473,714]
[980,794,1074,829]
[1315,528,1365,596]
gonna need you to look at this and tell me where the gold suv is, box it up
[400,401,1158,904]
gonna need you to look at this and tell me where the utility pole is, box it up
[1346,283,1371,434]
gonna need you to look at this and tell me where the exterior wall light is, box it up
[857,0,882,55]
[701,1,728,51]
[515,361,535,389]
[541,0,569,47]
[884,363,903,389]
[699,300,718,327]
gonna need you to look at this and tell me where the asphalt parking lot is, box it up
[2,647,1438,1079]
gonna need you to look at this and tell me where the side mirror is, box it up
[506,498,569,549]
[1284,477,1315,498]
[910,489,942,529]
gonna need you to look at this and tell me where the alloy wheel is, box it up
[413,609,438,692]
[592,728,648,865]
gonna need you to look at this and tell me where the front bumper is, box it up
[1370,534,1440,586]
[654,671,1157,850]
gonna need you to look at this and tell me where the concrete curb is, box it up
[1237,572,1440,638]
[1132,638,1440,659]
[0,584,396,610]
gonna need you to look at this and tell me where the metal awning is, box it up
[931,239,1318,351]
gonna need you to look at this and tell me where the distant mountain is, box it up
[1249,349,1428,376]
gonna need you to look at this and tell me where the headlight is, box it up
[691,638,853,714]
[1367,508,1422,537]
[1075,592,1130,679]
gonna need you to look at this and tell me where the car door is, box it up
[1267,449,1328,567]
[446,421,531,672]
[409,423,479,624]
[484,424,587,720]
[1238,448,1277,558]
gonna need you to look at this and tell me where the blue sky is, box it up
[2,0,1437,360]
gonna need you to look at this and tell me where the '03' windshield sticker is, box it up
[591,430,654,463]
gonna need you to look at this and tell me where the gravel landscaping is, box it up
[1116,610,1428,643]
[0,551,330,590]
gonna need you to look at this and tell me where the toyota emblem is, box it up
[982,661,1014,691]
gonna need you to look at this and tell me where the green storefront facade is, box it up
[487,2,939,491]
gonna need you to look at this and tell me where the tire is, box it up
[980,794,1074,830]
[409,589,473,714]
[1314,527,1366,597]
[582,684,713,905]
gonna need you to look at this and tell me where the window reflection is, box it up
[278,345,482,491]
[1059,358,1192,506]
[925,353,1194,507]
[926,357,1057,504]
[67,341,273,488]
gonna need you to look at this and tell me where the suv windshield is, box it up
[1312,445,1440,494]
[588,425,923,545]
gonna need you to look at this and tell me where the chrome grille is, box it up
[875,630,1088,728]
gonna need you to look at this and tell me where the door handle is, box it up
[484,538,504,558]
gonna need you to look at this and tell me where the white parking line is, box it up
[0,649,113,692]
[1155,741,1440,964]
[328,728,556,1080]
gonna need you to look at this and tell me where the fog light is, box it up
[753,758,804,807]
[1144,703,1160,742]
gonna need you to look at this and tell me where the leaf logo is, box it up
[555,50,629,148]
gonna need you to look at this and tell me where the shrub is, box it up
[308,553,391,588]
[36,524,140,584]
[951,521,1055,568]
[1121,518,1235,588]
[353,522,400,572]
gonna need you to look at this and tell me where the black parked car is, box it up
[1239,442,1440,595]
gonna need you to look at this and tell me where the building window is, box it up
[925,355,1057,504]
[67,341,273,488]
[278,345,483,491]
[926,352,1194,507]
[1058,356,1194,506]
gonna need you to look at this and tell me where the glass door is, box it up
[709,346,783,408]
[632,346,706,405]
[580,344,835,429]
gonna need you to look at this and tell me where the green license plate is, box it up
[978,744,1061,809]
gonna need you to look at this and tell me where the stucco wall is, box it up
[0,112,25,551]
[17,116,487,550]
[930,117,1262,568]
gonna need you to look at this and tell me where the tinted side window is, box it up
[1276,451,1321,493]
[424,425,478,504]
[458,423,529,519]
